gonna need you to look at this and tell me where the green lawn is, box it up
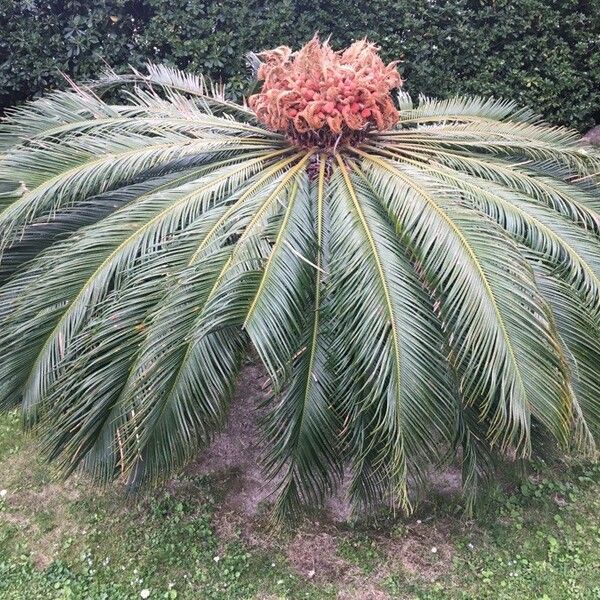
[1,411,599,599]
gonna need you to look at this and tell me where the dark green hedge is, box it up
[1,0,598,130]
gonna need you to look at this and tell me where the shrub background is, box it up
[1,0,598,131]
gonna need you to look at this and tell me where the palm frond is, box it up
[246,167,342,518]
[329,157,456,512]
[356,150,572,451]
[54,155,311,484]
[96,63,255,121]
[396,95,539,124]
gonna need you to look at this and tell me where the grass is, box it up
[1,411,600,599]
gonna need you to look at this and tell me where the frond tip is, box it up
[1,38,599,521]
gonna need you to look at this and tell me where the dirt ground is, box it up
[177,363,466,595]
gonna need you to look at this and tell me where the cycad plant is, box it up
[1,38,599,519]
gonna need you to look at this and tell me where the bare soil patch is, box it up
[186,363,465,522]
[188,362,275,517]
[177,362,464,596]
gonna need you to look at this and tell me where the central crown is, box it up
[248,37,401,147]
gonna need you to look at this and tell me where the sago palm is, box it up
[1,38,599,519]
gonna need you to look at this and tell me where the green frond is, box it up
[74,155,308,484]
[246,166,342,519]
[329,157,456,512]
[533,260,600,443]
[96,63,256,121]
[355,150,572,452]
[0,153,294,413]
[396,94,539,124]
[385,155,600,313]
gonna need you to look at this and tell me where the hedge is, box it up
[1,0,598,130]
